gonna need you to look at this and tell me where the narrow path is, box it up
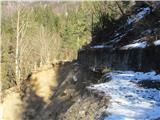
[88,71,160,120]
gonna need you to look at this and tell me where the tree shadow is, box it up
[22,90,45,120]
[21,61,102,120]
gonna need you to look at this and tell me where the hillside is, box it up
[1,1,160,120]
[78,2,160,72]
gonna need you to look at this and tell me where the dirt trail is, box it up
[1,61,109,120]
[88,71,160,120]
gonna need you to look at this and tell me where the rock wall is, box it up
[78,45,160,72]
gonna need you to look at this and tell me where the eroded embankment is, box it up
[1,61,109,120]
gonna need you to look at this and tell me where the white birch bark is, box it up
[15,8,20,85]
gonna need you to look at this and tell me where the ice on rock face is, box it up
[87,71,160,120]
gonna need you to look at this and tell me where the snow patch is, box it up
[91,45,105,48]
[90,45,112,49]
[127,7,151,25]
[154,40,160,46]
[105,71,160,81]
[121,41,147,50]
[87,71,160,120]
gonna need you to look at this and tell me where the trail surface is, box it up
[88,71,160,120]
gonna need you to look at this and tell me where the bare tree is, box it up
[115,1,125,16]
[15,3,29,86]
[15,4,20,85]
[36,25,61,66]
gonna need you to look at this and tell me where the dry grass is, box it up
[1,87,23,120]
[0,65,58,120]
[29,68,58,102]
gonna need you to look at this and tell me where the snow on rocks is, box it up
[127,7,151,25]
[120,39,160,50]
[89,39,159,51]
[154,40,160,46]
[90,45,106,49]
[90,45,112,49]
[120,41,147,50]
[104,71,160,81]
[87,71,160,120]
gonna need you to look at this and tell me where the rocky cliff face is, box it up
[78,44,160,72]
[78,3,160,73]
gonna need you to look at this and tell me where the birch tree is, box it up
[15,3,29,86]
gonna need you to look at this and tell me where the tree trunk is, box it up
[115,1,125,16]
[15,9,20,86]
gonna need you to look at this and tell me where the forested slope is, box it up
[1,1,160,120]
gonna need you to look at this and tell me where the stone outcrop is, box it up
[78,45,160,72]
